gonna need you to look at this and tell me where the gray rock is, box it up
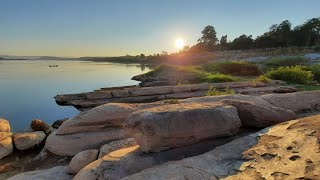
[221,99,296,128]
[260,91,320,112]
[13,131,46,150]
[98,138,136,158]
[0,136,13,159]
[74,134,243,180]
[46,129,127,156]
[68,149,99,174]
[7,166,72,180]
[124,102,241,152]
[123,115,320,180]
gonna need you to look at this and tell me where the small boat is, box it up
[49,65,58,67]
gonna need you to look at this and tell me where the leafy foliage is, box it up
[265,66,314,84]
[254,75,271,83]
[192,17,320,52]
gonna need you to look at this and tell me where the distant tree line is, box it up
[190,17,320,52]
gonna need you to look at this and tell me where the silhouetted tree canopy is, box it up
[191,17,320,51]
[198,26,218,51]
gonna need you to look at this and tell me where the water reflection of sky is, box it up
[0,60,150,132]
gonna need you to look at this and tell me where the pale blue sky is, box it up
[0,0,319,56]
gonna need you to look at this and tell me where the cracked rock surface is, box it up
[122,115,320,180]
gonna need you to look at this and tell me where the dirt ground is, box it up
[0,146,71,179]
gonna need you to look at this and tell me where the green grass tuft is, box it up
[206,86,235,96]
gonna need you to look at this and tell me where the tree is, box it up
[230,34,254,50]
[198,25,218,51]
[218,35,228,50]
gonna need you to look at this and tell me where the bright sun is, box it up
[175,38,185,49]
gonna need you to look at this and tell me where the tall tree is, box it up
[198,25,218,51]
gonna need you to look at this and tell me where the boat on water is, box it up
[49,65,58,67]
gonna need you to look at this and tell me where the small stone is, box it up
[68,149,99,174]
[31,119,51,134]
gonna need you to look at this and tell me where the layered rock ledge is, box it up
[54,81,296,110]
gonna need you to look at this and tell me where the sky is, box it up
[0,0,319,57]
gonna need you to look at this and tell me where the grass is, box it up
[201,73,237,83]
[206,86,235,96]
[265,66,314,84]
[297,84,320,91]
[203,61,262,76]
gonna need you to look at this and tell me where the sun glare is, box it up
[175,38,185,49]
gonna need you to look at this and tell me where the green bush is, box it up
[265,66,314,84]
[254,75,271,83]
[263,57,308,68]
[305,64,320,83]
[203,61,262,76]
[206,87,235,96]
[201,73,237,83]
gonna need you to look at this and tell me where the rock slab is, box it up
[221,99,296,128]
[124,102,241,152]
[46,129,127,156]
[123,115,320,180]
[7,166,72,180]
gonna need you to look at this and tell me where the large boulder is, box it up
[46,129,127,156]
[57,103,163,135]
[0,118,13,159]
[0,118,10,132]
[74,135,242,180]
[7,166,72,180]
[30,119,51,134]
[0,135,13,159]
[221,99,296,128]
[68,149,99,174]
[124,102,241,152]
[99,138,136,158]
[260,91,320,112]
[123,115,320,180]
[13,131,46,150]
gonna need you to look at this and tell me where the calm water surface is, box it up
[0,60,150,131]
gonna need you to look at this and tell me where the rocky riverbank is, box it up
[1,90,320,179]
[54,80,298,111]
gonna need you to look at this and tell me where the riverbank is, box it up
[1,90,320,179]
[1,52,320,179]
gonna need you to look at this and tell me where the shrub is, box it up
[263,57,308,68]
[308,64,320,83]
[206,87,235,96]
[265,66,313,84]
[203,61,262,76]
[201,73,237,83]
[254,75,271,83]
